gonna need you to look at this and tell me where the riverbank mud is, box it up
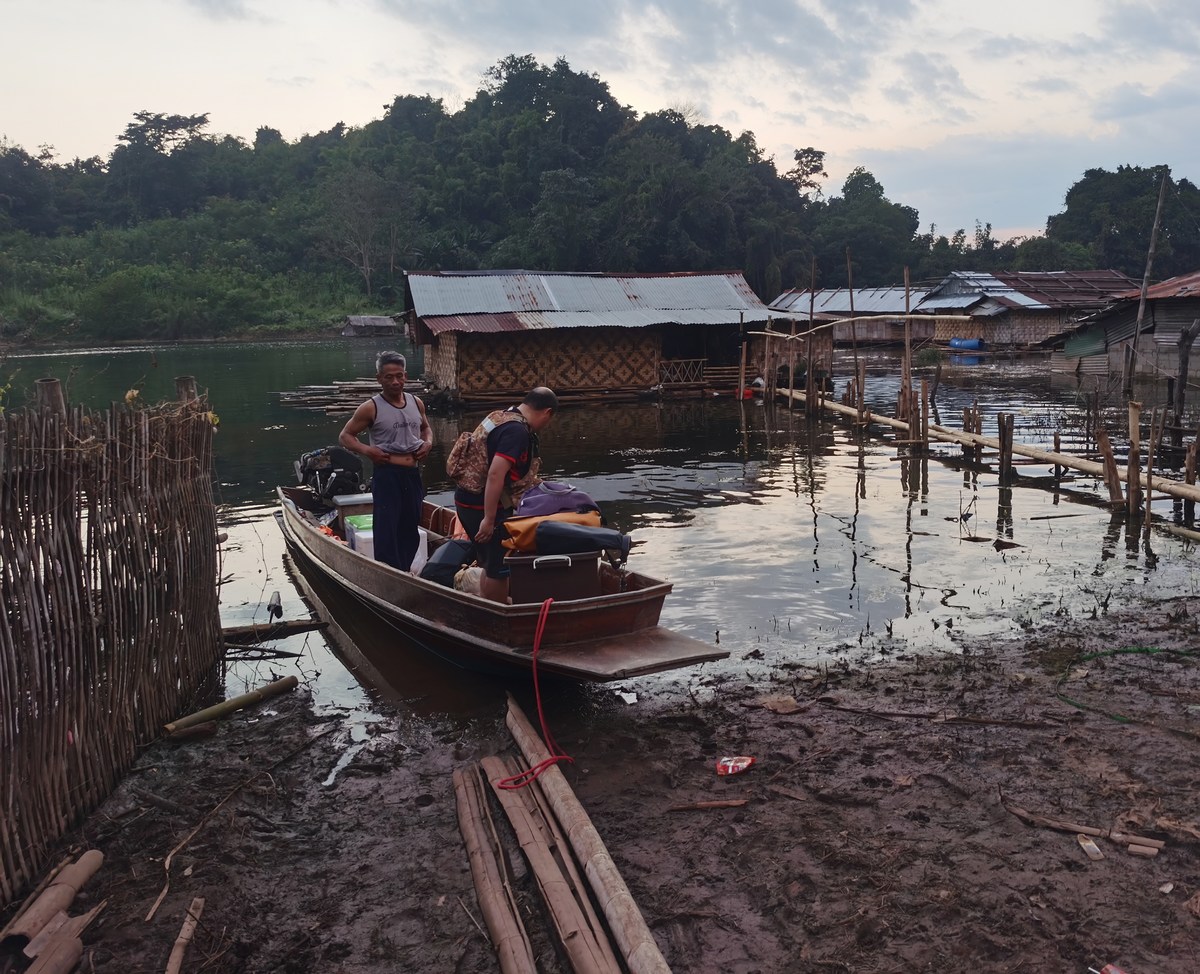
[5,597,1200,973]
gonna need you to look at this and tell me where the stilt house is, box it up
[341,315,399,338]
[917,270,1136,346]
[404,270,771,403]
[770,286,932,344]
[1052,270,1200,377]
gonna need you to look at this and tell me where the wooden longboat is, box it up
[276,487,728,681]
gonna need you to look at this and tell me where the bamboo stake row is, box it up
[777,386,1200,506]
[1,380,223,907]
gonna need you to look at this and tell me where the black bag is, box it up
[419,539,474,588]
[534,521,631,563]
[294,446,363,500]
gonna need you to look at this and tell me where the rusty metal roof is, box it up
[922,270,1137,311]
[1114,269,1200,301]
[407,271,769,333]
[769,286,926,317]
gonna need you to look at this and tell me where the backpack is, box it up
[446,409,538,495]
[294,446,363,500]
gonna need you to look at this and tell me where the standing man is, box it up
[339,351,432,572]
[455,387,558,602]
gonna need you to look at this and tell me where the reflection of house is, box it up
[1052,270,1200,377]
[769,286,931,343]
[340,315,399,337]
[917,270,1136,346]
[404,270,770,403]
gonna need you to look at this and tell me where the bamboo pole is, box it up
[505,695,670,974]
[736,312,746,400]
[845,248,860,380]
[481,756,620,974]
[775,387,1200,504]
[2,850,103,946]
[23,935,82,974]
[452,767,537,974]
[162,675,299,734]
[1125,168,1170,396]
[165,897,205,974]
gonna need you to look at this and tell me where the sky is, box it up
[4,0,1199,240]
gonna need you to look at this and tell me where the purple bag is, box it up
[514,481,601,519]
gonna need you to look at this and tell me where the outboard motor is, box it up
[294,446,363,500]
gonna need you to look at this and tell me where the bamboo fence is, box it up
[0,384,223,907]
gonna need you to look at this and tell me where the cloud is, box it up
[182,0,259,20]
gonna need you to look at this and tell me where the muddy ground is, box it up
[4,598,1200,974]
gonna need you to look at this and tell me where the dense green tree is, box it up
[1046,165,1200,278]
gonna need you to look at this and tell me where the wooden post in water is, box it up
[1185,434,1198,523]
[921,379,930,453]
[1095,424,1126,505]
[1144,407,1167,540]
[1053,431,1062,485]
[997,413,1010,486]
[806,259,816,417]
[787,317,796,409]
[176,375,198,402]
[35,378,67,416]
[736,313,746,400]
[846,247,860,383]
[1127,401,1143,519]
[1174,319,1200,448]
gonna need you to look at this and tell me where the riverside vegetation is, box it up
[4,54,1200,345]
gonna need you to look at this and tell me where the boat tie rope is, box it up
[497,598,575,789]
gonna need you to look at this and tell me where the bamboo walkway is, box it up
[776,387,1200,506]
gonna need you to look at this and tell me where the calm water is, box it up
[8,341,1196,722]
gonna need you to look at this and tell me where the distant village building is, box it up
[916,270,1137,347]
[1053,270,1200,377]
[769,286,932,344]
[403,270,771,403]
[341,315,399,338]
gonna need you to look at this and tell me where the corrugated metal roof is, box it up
[769,286,926,317]
[922,270,1136,312]
[408,270,768,319]
[422,308,764,336]
[1115,269,1200,301]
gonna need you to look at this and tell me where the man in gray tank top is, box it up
[338,351,432,571]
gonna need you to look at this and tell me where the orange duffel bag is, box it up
[501,510,602,552]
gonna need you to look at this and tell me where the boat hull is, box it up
[276,489,727,681]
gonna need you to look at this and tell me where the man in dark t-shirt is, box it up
[454,387,558,602]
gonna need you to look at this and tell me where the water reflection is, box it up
[13,342,1198,715]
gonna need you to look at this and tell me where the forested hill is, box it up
[3,54,1199,343]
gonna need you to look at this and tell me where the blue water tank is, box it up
[949,337,985,351]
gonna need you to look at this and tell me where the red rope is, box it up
[497,597,574,790]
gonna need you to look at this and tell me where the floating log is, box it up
[221,620,327,644]
[162,675,299,735]
[505,694,670,974]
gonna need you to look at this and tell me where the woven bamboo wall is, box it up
[0,400,223,906]
[447,329,659,396]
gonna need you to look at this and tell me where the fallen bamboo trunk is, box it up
[505,694,671,974]
[163,675,299,734]
[165,897,205,974]
[1,850,103,947]
[777,388,1200,505]
[0,855,71,943]
[481,756,621,974]
[504,756,623,974]
[24,934,83,974]
[24,901,106,960]
[452,767,537,974]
